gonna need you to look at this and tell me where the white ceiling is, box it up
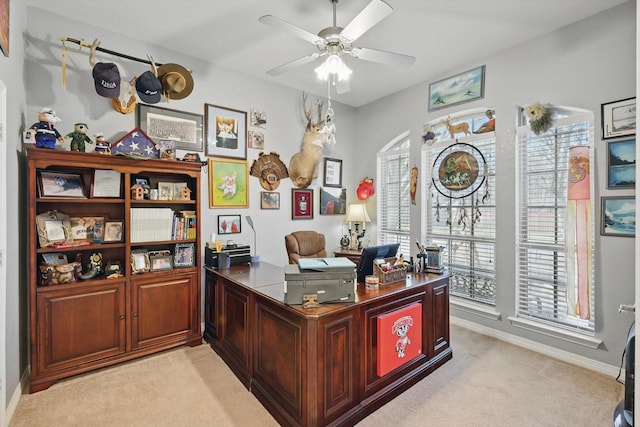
[26,0,629,107]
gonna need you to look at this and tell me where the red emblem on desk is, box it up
[377,303,422,377]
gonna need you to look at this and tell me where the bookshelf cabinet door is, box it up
[36,282,126,374]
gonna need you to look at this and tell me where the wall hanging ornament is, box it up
[356,177,375,201]
[431,143,487,199]
[524,102,553,135]
[410,165,418,205]
[249,151,289,190]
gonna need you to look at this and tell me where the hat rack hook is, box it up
[60,37,179,68]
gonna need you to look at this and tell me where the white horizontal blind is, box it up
[377,136,411,257]
[516,111,595,333]
[423,110,496,306]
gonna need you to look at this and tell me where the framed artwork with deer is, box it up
[205,104,247,159]
[428,65,485,111]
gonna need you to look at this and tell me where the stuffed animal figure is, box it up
[94,133,111,154]
[65,123,94,152]
[29,108,63,149]
[524,102,553,135]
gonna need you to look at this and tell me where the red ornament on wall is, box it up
[356,177,375,201]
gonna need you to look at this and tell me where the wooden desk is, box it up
[204,263,451,427]
[333,248,363,264]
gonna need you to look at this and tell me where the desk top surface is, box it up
[206,262,448,316]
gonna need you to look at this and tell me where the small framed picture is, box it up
[38,171,85,198]
[174,243,195,268]
[205,104,248,160]
[607,139,635,189]
[150,251,173,271]
[158,182,174,200]
[218,215,241,234]
[93,223,104,244]
[261,191,280,209]
[91,169,122,198]
[42,253,68,265]
[602,97,636,140]
[158,140,177,160]
[320,187,347,215]
[601,196,636,237]
[44,220,66,243]
[323,158,342,188]
[173,182,190,200]
[292,188,313,220]
[104,221,124,242]
[131,249,150,274]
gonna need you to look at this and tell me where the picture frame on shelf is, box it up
[323,158,342,188]
[205,103,247,159]
[38,171,85,198]
[428,65,485,111]
[607,139,635,189]
[601,196,636,237]
[292,188,313,220]
[218,215,241,234]
[157,182,174,201]
[136,104,204,152]
[104,221,124,243]
[158,140,177,160]
[69,216,105,241]
[173,182,190,200]
[208,158,249,208]
[602,97,636,139]
[149,250,173,272]
[260,191,280,210]
[131,249,150,274]
[92,223,104,244]
[91,169,121,198]
[174,242,195,268]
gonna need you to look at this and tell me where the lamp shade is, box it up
[344,203,371,223]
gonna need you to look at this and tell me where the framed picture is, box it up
[132,175,150,187]
[131,249,150,274]
[104,221,124,242]
[158,140,177,160]
[173,182,190,200]
[323,158,342,188]
[320,187,347,215]
[218,215,241,234]
[261,191,280,209]
[38,171,85,198]
[292,188,313,220]
[69,216,104,241]
[174,243,195,267]
[602,97,636,139]
[250,108,267,128]
[205,104,247,159]
[137,104,203,151]
[208,158,249,208]
[0,0,8,57]
[91,169,121,198]
[157,182,174,201]
[607,139,635,188]
[601,196,635,237]
[149,251,173,271]
[428,65,485,111]
[92,223,104,244]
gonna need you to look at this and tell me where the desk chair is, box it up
[284,231,327,264]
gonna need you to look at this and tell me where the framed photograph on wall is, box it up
[601,196,635,237]
[137,104,204,151]
[260,191,280,210]
[607,139,635,189]
[323,158,342,188]
[428,65,485,111]
[319,187,347,215]
[205,104,247,159]
[208,158,249,208]
[292,188,313,220]
[602,97,636,139]
[218,214,241,234]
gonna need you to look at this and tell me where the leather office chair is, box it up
[285,231,327,264]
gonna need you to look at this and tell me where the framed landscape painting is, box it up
[607,139,635,188]
[428,65,485,111]
[601,196,635,237]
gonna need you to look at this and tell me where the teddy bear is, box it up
[29,108,63,149]
[94,133,111,154]
[65,123,94,152]
[524,102,553,135]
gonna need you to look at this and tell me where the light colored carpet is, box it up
[10,325,623,427]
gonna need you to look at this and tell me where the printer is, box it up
[284,257,357,307]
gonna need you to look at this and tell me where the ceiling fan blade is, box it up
[351,47,416,69]
[340,0,392,43]
[266,54,321,76]
[259,15,324,45]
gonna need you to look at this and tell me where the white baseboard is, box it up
[5,368,28,427]
[451,316,624,379]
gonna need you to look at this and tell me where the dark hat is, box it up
[92,62,121,98]
[157,63,194,100]
[135,70,162,104]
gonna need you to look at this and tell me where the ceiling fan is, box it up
[259,0,416,88]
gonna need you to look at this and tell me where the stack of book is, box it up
[130,208,174,242]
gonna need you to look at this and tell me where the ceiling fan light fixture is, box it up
[315,54,352,81]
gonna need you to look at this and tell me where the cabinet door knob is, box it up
[133,313,138,317]
[119,315,125,320]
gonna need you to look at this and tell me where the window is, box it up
[377,132,411,257]
[515,108,595,334]
[422,110,496,306]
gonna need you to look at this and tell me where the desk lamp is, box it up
[344,204,370,250]
[245,216,260,263]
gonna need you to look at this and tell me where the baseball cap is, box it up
[135,70,162,104]
[92,62,120,98]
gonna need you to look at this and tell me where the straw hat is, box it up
[157,63,193,100]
